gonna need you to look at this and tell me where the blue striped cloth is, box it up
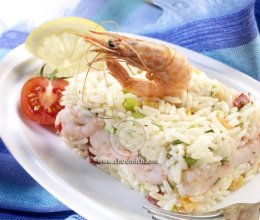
[0,0,259,219]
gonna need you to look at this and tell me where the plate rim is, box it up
[0,34,260,220]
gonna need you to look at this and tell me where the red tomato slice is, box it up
[20,77,68,125]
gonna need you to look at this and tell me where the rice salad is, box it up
[56,68,260,213]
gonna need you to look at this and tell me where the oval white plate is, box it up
[0,35,260,220]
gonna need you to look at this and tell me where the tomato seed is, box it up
[33,86,45,92]
[27,93,36,98]
[33,105,41,112]
[30,100,38,106]
[29,97,37,102]
[47,106,52,113]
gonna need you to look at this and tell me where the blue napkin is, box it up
[0,0,259,219]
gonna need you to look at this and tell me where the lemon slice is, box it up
[25,17,106,77]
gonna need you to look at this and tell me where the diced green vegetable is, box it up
[151,119,163,130]
[165,144,171,152]
[172,139,183,145]
[213,177,221,185]
[104,126,117,134]
[171,205,178,212]
[165,144,172,159]
[193,67,201,75]
[205,129,214,133]
[167,180,175,189]
[235,122,243,127]
[166,153,172,159]
[104,126,110,134]
[123,98,139,112]
[132,111,145,119]
[183,156,198,166]
[220,158,229,165]
[122,89,129,94]
[111,126,117,134]
[138,150,147,162]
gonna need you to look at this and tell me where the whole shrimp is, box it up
[80,31,192,98]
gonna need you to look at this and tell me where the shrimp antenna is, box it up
[92,22,106,31]
[84,45,126,73]
[126,63,137,76]
[81,52,102,103]
[103,67,108,85]
[85,44,107,72]
[73,52,87,96]
[100,20,120,32]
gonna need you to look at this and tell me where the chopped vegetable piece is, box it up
[192,67,201,75]
[166,153,172,159]
[235,122,243,127]
[122,89,129,94]
[179,197,196,212]
[147,195,159,207]
[218,117,232,130]
[151,119,163,130]
[55,123,62,134]
[104,125,110,134]
[111,126,117,134]
[143,101,159,108]
[132,111,145,119]
[205,129,214,133]
[183,156,198,166]
[172,139,183,145]
[138,150,147,162]
[123,98,139,112]
[167,180,175,190]
[165,144,171,151]
[213,177,221,185]
[233,93,250,109]
[212,91,224,100]
[171,205,178,212]
[229,176,244,191]
[220,158,229,165]
[186,108,192,115]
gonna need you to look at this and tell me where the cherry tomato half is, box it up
[20,77,68,125]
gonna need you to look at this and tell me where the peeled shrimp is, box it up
[80,31,192,97]
[182,163,228,197]
[90,130,166,185]
[230,137,260,166]
[56,108,102,142]
[127,164,166,185]
[89,129,133,160]
[181,135,260,197]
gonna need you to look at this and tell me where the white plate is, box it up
[0,35,260,220]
